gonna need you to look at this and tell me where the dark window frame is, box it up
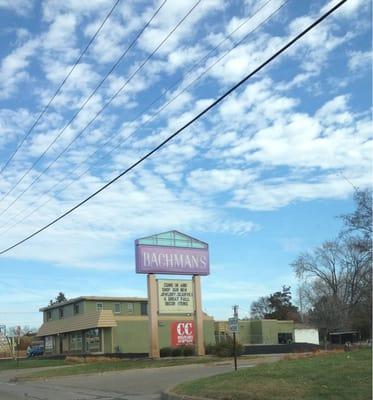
[114,303,121,314]
[140,303,148,315]
[127,303,134,313]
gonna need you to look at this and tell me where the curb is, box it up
[161,388,213,400]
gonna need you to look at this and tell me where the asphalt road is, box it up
[0,356,282,400]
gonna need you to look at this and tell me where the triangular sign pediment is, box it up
[136,230,207,248]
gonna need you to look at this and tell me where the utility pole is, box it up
[232,305,239,371]
[16,326,20,368]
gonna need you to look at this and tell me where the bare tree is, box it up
[250,296,271,319]
[292,189,372,339]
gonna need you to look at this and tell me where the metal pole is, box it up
[233,332,237,371]
[16,326,20,368]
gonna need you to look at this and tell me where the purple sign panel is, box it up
[136,245,210,275]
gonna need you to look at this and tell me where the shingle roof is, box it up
[37,310,117,336]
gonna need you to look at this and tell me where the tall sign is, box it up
[158,279,194,314]
[136,245,209,275]
[135,231,209,358]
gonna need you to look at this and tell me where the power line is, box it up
[0,0,347,255]
[0,0,168,208]
[0,0,285,234]
[337,170,359,192]
[0,0,199,219]
[0,0,121,176]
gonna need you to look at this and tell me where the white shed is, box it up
[294,328,319,345]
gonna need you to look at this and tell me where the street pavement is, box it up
[0,356,283,400]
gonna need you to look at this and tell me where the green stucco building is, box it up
[215,319,295,345]
[37,296,215,355]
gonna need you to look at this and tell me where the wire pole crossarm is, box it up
[0,0,347,256]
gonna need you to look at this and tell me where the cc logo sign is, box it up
[177,322,192,335]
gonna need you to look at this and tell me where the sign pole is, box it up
[147,274,160,358]
[233,331,237,371]
[230,305,239,372]
[193,275,205,356]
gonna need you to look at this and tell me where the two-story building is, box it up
[37,296,215,355]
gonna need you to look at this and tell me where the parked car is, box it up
[26,341,44,357]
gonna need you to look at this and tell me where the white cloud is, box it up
[138,0,223,55]
[0,38,39,99]
[0,108,34,149]
[348,50,371,72]
[187,168,257,194]
[42,0,113,22]
[315,95,353,125]
[0,0,33,16]
[320,0,368,17]
[230,175,349,211]
[42,13,77,51]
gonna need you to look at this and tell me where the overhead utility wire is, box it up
[0,0,193,218]
[0,0,286,234]
[0,0,121,176]
[0,0,168,208]
[0,0,347,255]
[0,0,168,207]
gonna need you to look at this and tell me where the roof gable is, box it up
[136,230,207,248]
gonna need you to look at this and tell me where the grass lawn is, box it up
[174,349,372,400]
[0,358,67,371]
[15,356,222,380]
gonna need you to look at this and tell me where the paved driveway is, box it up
[0,356,283,400]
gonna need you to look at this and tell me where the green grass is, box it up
[16,356,220,380]
[174,349,372,400]
[0,358,67,371]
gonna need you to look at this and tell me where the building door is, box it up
[59,336,63,353]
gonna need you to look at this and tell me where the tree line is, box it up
[251,189,372,341]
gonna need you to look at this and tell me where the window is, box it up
[96,303,103,311]
[85,328,101,353]
[74,303,80,315]
[69,332,83,351]
[141,303,148,315]
[114,303,121,314]
[278,332,293,344]
[46,310,52,321]
[58,308,64,319]
[127,303,134,313]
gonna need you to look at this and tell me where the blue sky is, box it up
[0,0,371,329]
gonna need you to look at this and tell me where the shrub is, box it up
[160,347,173,357]
[214,342,244,357]
[180,345,195,356]
[171,347,183,357]
[205,344,216,355]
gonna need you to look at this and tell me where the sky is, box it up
[0,0,371,330]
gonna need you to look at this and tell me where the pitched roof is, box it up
[37,310,117,336]
[135,230,208,248]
